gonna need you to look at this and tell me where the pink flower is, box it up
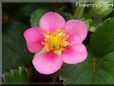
[24,12,88,75]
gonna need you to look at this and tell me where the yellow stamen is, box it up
[42,28,69,55]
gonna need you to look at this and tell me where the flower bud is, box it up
[89,26,96,32]
[91,0,113,17]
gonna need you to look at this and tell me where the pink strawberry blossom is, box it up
[24,12,88,74]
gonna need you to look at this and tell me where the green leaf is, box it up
[30,8,49,27]
[2,20,32,72]
[3,66,29,84]
[59,52,114,84]
[89,18,114,58]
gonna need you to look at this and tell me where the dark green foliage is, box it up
[2,20,33,72]
[3,67,29,84]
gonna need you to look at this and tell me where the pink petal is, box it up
[32,52,63,74]
[65,20,88,44]
[39,12,65,31]
[62,44,87,64]
[23,27,43,53]
[26,42,43,53]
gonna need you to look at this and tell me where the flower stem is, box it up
[51,71,60,84]
[74,6,84,19]
[73,0,86,19]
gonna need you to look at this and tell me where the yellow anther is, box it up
[42,28,69,55]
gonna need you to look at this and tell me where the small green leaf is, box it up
[30,8,49,27]
[59,52,114,84]
[89,18,114,58]
[3,66,29,84]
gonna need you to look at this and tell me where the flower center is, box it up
[42,28,69,55]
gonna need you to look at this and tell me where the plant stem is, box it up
[74,6,84,19]
[73,0,86,19]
